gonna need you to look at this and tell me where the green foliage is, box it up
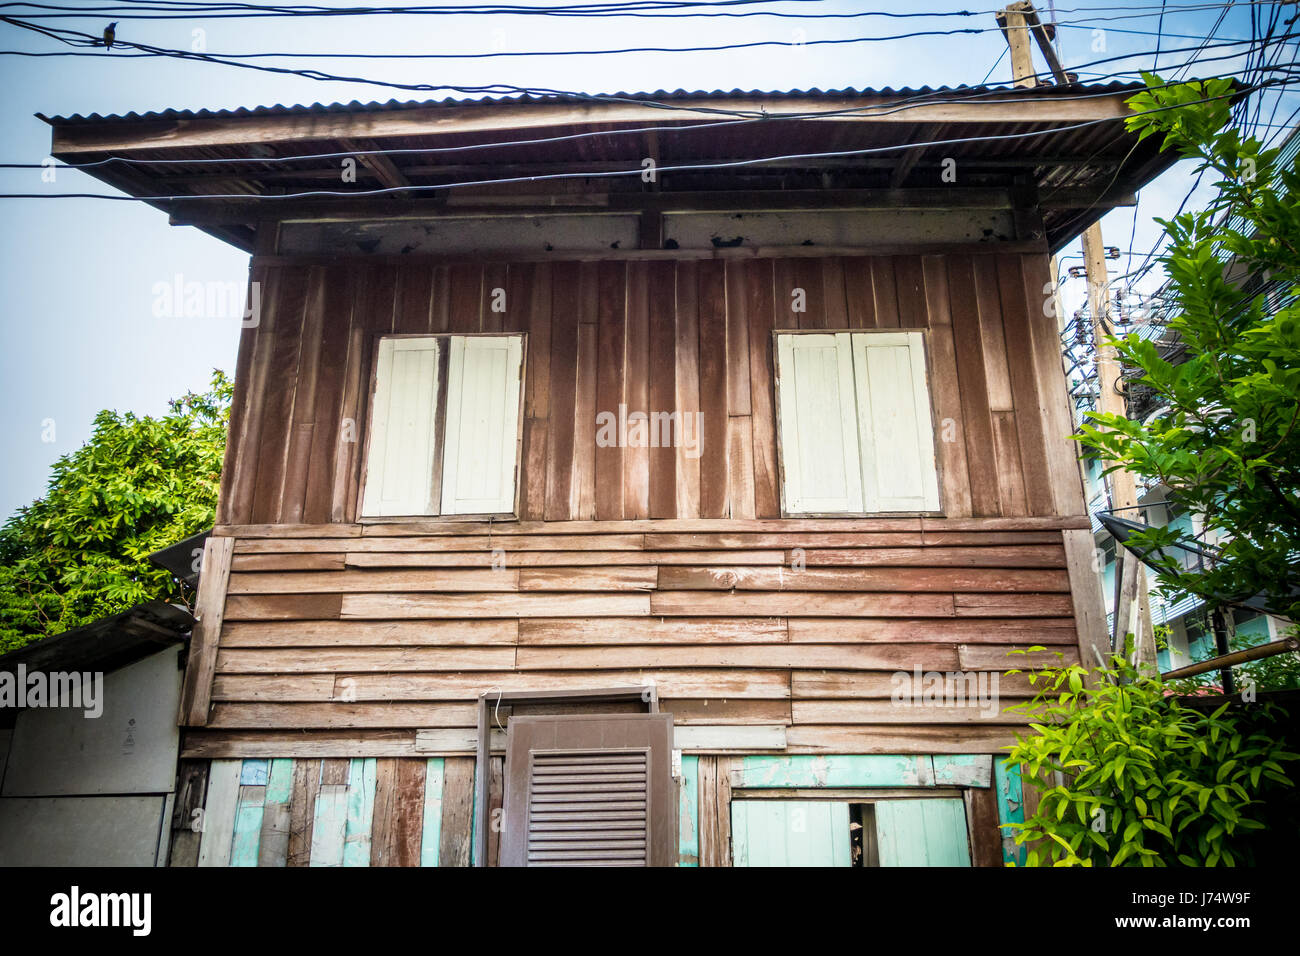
[0,371,231,653]
[1004,651,1298,866]
[1076,74,1300,621]
[1232,625,1300,692]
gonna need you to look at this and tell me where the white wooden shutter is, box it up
[361,336,441,517]
[775,332,864,514]
[851,331,941,512]
[440,335,523,515]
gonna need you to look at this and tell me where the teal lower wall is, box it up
[192,753,1017,867]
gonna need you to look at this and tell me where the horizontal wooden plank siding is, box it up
[187,522,1078,755]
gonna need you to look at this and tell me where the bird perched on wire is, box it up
[102,22,117,49]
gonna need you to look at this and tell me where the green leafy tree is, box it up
[1075,74,1300,622]
[1230,630,1300,691]
[0,371,231,653]
[1004,652,1298,867]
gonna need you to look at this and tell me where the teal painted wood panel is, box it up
[266,759,294,803]
[931,755,992,787]
[731,801,851,867]
[735,755,933,788]
[420,758,444,868]
[309,785,349,867]
[679,756,700,867]
[258,759,295,867]
[875,798,971,867]
[229,784,265,867]
[994,758,1026,865]
[343,757,378,867]
[240,759,269,787]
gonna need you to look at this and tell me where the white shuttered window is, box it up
[362,334,523,518]
[440,335,524,516]
[776,330,940,514]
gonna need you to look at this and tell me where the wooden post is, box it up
[1083,224,1157,668]
[996,3,1039,87]
[998,1,1156,668]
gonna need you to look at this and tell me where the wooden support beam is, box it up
[1162,635,1300,681]
[889,123,943,189]
[1019,4,1077,84]
[167,186,1133,227]
[179,536,235,726]
[131,155,1126,189]
[1010,175,1045,243]
[338,137,411,191]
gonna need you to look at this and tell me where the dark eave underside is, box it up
[42,84,1183,254]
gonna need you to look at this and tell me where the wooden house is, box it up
[44,84,1175,867]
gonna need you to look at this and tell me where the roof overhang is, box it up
[41,84,1188,254]
[0,601,193,682]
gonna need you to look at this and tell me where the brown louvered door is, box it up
[501,713,675,867]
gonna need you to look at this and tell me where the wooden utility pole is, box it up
[995,4,1040,87]
[996,2,1157,668]
[1082,226,1157,667]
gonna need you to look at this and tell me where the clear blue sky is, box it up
[0,0,1289,521]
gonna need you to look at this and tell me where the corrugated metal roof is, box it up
[43,81,1148,125]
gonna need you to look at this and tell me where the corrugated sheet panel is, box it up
[43,82,1149,125]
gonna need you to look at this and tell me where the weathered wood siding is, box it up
[170,753,1014,867]
[218,253,1084,526]
[188,250,1094,760]
[183,518,1085,757]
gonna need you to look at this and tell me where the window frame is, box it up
[771,327,944,518]
[729,790,972,867]
[356,331,527,523]
[498,712,676,868]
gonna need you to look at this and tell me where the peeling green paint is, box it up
[229,783,265,867]
[734,755,937,788]
[420,758,444,868]
[265,758,294,804]
[932,755,993,787]
[678,755,700,866]
[343,757,377,867]
[994,758,1026,865]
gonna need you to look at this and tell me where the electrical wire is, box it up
[2,75,1294,202]
[4,62,1290,178]
[0,9,1275,59]
[0,0,1281,21]
[2,8,1293,120]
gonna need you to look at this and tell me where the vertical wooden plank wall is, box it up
[217,254,1085,526]
[177,756,487,867]
[175,755,1009,866]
